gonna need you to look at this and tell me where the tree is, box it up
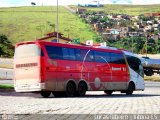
[47,21,55,32]
[90,16,99,24]
[31,2,36,6]
[99,17,109,23]
[134,37,145,53]
[93,35,103,43]
[0,34,14,57]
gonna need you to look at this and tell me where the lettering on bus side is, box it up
[111,67,127,71]
[111,67,121,71]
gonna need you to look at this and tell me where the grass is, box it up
[0,64,13,69]
[144,76,160,82]
[71,4,160,15]
[0,6,96,44]
[0,84,14,89]
[1,5,160,45]
[0,77,13,80]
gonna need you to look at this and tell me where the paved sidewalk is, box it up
[0,86,160,115]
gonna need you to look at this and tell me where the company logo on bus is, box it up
[111,67,126,71]
[16,63,38,68]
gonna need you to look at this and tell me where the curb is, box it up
[0,88,15,92]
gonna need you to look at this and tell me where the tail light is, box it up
[40,58,45,82]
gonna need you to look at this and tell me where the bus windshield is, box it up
[126,55,144,77]
[14,44,42,58]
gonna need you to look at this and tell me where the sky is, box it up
[0,0,160,7]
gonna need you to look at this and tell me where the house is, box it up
[144,13,160,17]
[131,16,139,20]
[102,29,120,41]
[76,8,86,14]
[147,21,153,25]
[102,32,120,41]
[153,24,158,28]
[120,27,132,38]
[128,32,144,37]
[37,32,72,43]
[121,27,131,33]
[36,32,85,45]
[144,25,152,31]
[110,29,120,35]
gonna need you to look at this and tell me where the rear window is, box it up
[14,44,42,58]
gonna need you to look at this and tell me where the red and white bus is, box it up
[14,41,145,97]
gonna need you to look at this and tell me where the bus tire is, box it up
[77,82,87,97]
[52,92,66,97]
[104,90,113,95]
[144,69,153,76]
[126,82,135,95]
[66,82,76,97]
[40,91,51,98]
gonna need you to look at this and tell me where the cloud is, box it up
[0,0,30,7]
[0,0,83,7]
[0,0,160,7]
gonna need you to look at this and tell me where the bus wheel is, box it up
[66,82,76,97]
[144,69,154,76]
[77,82,87,97]
[104,90,113,95]
[126,83,135,95]
[40,91,51,98]
[52,92,66,97]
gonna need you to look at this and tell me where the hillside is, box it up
[70,4,160,54]
[0,6,96,44]
[71,4,160,15]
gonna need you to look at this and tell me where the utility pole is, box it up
[146,34,148,57]
[56,0,59,42]
[129,34,133,53]
[131,35,133,53]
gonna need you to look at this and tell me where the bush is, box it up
[0,34,14,57]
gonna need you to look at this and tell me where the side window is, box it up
[45,45,62,59]
[75,49,82,61]
[68,48,76,60]
[85,50,94,62]
[94,51,111,63]
[62,48,76,60]
[62,48,69,60]
[110,53,125,64]
[75,49,94,62]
